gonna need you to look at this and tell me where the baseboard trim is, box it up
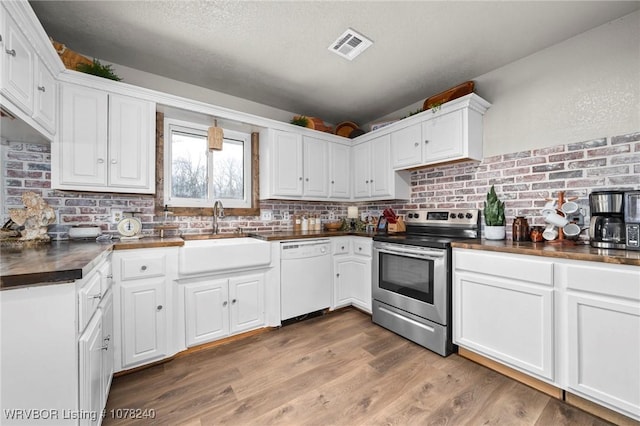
[458,347,563,399]
[565,392,640,426]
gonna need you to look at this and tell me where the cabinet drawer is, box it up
[332,238,351,255]
[78,272,102,332]
[454,249,553,286]
[353,240,372,257]
[120,254,166,281]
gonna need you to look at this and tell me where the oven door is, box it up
[372,242,448,325]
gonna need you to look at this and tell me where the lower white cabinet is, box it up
[332,237,372,313]
[183,272,265,347]
[453,249,555,382]
[113,247,178,372]
[557,260,640,421]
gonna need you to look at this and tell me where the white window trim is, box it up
[163,118,252,209]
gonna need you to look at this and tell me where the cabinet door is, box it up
[329,143,350,199]
[453,271,554,381]
[78,309,103,426]
[391,122,422,169]
[370,134,391,198]
[422,109,464,163]
[567,293,640,417]
[59,83,108,186]
[120,278,167,368]
[0,13,34,114]
[32,57,57,134]
[108,94,155,191]
[303,136,329,197]
[229,273,265,334]
[101,290,114,405]
[272,130,303,196]
[184,278,229,347]
[352,142,370,199]
[333,257,354,309]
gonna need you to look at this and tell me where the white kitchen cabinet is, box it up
[55,82,156,193]
[100,290,114,410]
[113,247,178,371]
[33,56,57,133]
[120,278,167,368]
[389,94,490,170]
[302,136,329,197]
[453,249,555,382]
[557,260,640,421]
[1,10,34,115]
[270,129,304,196]
[0,250,111,425]
[329,142,350,199]
[78,309,104,426]
[183,272,265,347]
[352,134,409,200]
[352,142,370,199]
[332,237,372,313]
[391,122,423,169]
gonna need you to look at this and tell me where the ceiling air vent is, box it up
[328,28,373,61]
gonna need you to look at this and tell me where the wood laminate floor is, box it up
[104,308,613,426]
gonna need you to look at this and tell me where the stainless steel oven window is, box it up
[378,252,434,304]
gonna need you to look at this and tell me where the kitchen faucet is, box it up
[212,200,224,234]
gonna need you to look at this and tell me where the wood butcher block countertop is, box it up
[452,239,640,267]
[248,230,374,241]
[0,237,184,290]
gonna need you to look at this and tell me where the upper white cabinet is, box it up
[329,142,350,199]
[260,129,349,201]
[353,134,410,200]
[54,82,156,194]
[0,3,60,139]
[390,94,490,170]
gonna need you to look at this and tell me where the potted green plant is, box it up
[290,116,309,127]
[484,185,506,240]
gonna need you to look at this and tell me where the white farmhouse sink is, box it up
[179,237,271,275]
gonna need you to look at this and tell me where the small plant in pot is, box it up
[484,185,506,240]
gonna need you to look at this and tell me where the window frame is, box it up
[155,112,260,217]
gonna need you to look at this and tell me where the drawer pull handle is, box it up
[100,344,109,351]
[5,49,16,57]
[106,274,113,279]
[141,265,147,271]
[37,86,46,92]
[156,305,163,311]
[90,293,102,300]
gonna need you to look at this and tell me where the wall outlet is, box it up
[328,211,335,220]
[112,210,123,223]
[261,210,273,221]
[283,211,290,221]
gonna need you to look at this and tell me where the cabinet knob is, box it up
[358,247,362,251]
[97,158,104,164]
[37,86,46,92]
[370,179,374,183]
[156,305,163,311]
[223,301,228,307]
[331,180,335,184]
[424,140,429,144]
[5,49,16,57]
[299,177,303,181]
[336,273,340,277]
[341,245,345,250]
[232,299,237,304]
[414,142,419,147]
[365,180,369,184]
[305,178,309,182]
[140,265,147,271]
[111,159,118,164]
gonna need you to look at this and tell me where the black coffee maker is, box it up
[589,190,626,249]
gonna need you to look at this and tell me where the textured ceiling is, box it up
[30,1,640,125]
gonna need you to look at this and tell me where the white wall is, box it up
[365,11,640,158]
[109,63,299,124]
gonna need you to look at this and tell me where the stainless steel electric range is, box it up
[372,208,480,356]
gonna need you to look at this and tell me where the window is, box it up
[164,119,252,208]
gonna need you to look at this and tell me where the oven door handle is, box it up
[375,248,444,260]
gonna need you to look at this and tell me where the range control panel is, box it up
[404,209,479,226]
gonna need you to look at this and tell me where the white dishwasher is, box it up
[280,239,332,321]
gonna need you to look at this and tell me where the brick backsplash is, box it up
[1,131,638,240]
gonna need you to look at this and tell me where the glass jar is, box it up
[512,216,530,241]
[529,226,544,242]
